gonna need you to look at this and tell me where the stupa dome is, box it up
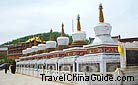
[72,31,86,42]
[46,41,56,48]
[38,44,46,50]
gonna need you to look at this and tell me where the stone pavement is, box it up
[0,70,65,85]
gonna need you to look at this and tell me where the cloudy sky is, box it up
[0,0,138,44]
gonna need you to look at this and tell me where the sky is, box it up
[0,0,138,44]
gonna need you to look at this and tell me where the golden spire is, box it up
[99,3,104,23]
[49,29,53,41]
[77,14,81,31]
[61,23,65,37]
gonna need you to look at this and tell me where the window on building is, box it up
[126,50,138,66]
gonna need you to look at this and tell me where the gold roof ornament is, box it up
[61,23,65,37]
[99,3,104,23]
[49,29,53,41]
[77,14,81,31]
[36,36,42,42]
[26,36,42,43]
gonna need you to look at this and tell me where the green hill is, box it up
[1,32,73,46]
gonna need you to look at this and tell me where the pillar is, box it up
[73,62,75,72]
[76,63,79,72]
[100,60,106,72]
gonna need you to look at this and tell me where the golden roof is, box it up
[26,36,42,43]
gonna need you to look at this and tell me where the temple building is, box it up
[0,46,8,59]
[119,38,138,66]
[8,36,43,59]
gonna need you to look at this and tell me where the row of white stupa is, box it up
[22,29,85,55]
[22,15,87,55]
[22,3,116,57]
[18,4,123,73]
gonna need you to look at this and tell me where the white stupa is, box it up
[84,4,116,47]
[57,23,69,50]
[45,29,57,52]
[92,23,115,45]
[72,15,87,47]
[22,49,27,56]
[38,44,46,51]
[25,48,32,55]
[83,4,120,72]
[31,46,38,53]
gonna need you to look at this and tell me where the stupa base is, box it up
[71,41,87,47]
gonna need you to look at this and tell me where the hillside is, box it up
[1,32,73,46]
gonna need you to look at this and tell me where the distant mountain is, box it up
[1,32,73,46]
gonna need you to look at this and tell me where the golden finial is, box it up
[77,14,81,31]
[99,3,104,23]
[49,29,53,41]
[61,23,65,37]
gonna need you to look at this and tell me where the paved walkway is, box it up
[0,70,65,85]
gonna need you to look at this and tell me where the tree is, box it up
[0,32,73,46]
[0,53,14,64]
